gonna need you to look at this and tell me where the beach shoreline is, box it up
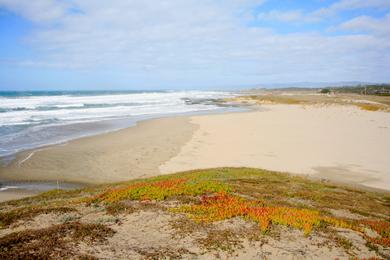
[0,116,197,184]
[1,103,390,202]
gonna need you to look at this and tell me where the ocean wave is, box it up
[0,186,18,191]
[0,91,232,125]
[0,91,236,157]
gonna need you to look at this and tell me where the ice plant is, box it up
[360,220,390,247]
[86,173,389,249]
[174,192,351,236]
[88,178,231,203]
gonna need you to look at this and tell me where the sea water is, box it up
[0,90,237,160]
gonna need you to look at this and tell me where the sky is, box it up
[0,0,390,90]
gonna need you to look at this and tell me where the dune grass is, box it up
[357,103,386,111]
[0,206,76,228]
[0,222,114,259]
[231,93,390,112]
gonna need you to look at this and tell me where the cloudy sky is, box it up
[0,0,389,90]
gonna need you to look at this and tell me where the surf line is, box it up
[18,147,49,166]
[18,151,36,167]
[17,143,69,167]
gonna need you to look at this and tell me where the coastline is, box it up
[1,103,390,202]
[0,116,197,184]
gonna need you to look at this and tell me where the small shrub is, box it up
[61,214,80,223]
[0,207,76,227]
[320,88,331,94]
[358,104,384,111]
[105,202,135,215]
[0,222,115,258]
[361,220,390,247]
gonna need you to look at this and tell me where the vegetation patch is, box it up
[133,246,195,259]
[0,222,115,259]
[169,216,208,238]
[105,202,136,216]
[231,92,390,112]
[360,220,390,247]
[246,95,304,105]
[197,229,243,253]
[83,168,389,250]
[0,206,76,228]
[172,192,352,236]
[88,177,230,203]
[0,188,87,208]
[357,103,386,111]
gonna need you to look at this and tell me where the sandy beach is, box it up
[1,103,390,194]
[0,116,196,184]
[161,104,390,190]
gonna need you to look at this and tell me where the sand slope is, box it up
[160,105,390,190]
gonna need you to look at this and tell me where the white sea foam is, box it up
[0,91,237,157]
[0,186,19,191]
[0,91,233,126]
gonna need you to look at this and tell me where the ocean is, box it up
[0,90,237,160]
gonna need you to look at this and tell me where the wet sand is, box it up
[0,116,196,185]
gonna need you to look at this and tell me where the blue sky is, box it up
[0,0,390,90]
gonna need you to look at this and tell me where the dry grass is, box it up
[239,95,304,105]
[104,202,136,215]
[132,246,195,259]
[0,222,115,259]
[197,229,243,253]
[231,92,390,112]
[357,103,386,111]
[0,206,76,227]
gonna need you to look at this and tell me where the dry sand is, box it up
[160,104,390,191]
[0,116,196,184]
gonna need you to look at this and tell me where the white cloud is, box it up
[312,0,390,19]
[0,0,70,22]
[338,13,390,35]
[257,0,390,24]
[0,0,389,84]
[328,0,390,11]
[257,10,306,22]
